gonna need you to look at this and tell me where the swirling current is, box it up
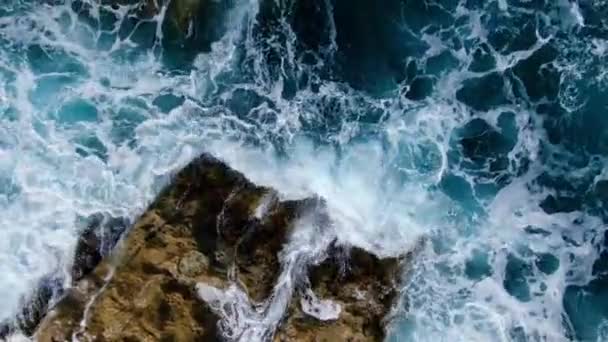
[1,0,608,341]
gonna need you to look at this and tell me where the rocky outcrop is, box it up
[33,154,408,341]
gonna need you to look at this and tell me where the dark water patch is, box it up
[504,253,533,302]
[524,225,552,237]
[540,195,582,214]
[405,76,435,101]
[109,98,150,146]
[564,276,608,341]
[456,72,510,111]
[404,0,457,33]
[73,134,109,161]
[331,0,424,95]
[0,176,20,203]
[56,99,99,125]
[592,180,608,219]
[484,8,541,54]
[457,117,516,163]
[30,74,82,108]
[288,0,335,57]
[96,31,117,51]
[465,248,493,280]
[27,44,88,75]
[439,173,480,212]
[447,116,518,195]
[244,0,302,96]
[426,50,461,76]
[535,252,559,275]
[578,0,608,39]
[564,230,608,340]
[153,93,186,113]
[223,88,268,117]
[118,15,158,50]
[511,44,560,102]
[469,42,497,73]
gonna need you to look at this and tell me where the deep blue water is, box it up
[1,0,608,341]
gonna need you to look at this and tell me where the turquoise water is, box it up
[1,0,608,340]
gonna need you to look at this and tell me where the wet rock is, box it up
[274,245,403,342]
[167,0,206,33]
[0,214,127,341]
[0,276,62,339]
[34,155,291,341]
[72,214,129,281]
[82,0,231,65]
[162,0,232,66]
[34,154,408,341]
[178,251,210,277]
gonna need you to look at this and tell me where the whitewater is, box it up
[1,0,608,340]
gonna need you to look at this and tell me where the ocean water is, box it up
[1,0,608,340]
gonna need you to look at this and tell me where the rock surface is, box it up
[274,245,403,342]
[33,154,407,341]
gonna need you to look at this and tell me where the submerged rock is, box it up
[34,154,409,341]
[98,0,230,64]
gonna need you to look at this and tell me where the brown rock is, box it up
[99,0,211,37]
[34,155,303,341]
[33,154,412,341]
[274,245,404,342]
[179,251,210,277]
[167,0,207,33]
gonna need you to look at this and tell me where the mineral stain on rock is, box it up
[33,154,409,341]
